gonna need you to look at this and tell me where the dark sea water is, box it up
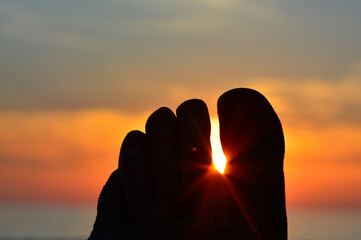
[0,206,360,240]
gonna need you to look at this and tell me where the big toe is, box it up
[217,88,284,178]
[217,88,287,239]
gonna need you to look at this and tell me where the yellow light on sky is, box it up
[210,118,226,174]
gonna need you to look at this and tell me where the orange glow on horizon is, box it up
[210,118,227,174]
[0,109,361,208]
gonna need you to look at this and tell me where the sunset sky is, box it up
[0,0,361,210]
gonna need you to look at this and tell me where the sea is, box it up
[0,206,360,240]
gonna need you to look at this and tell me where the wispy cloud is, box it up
[249,62,361,128]
[1,0,360,115]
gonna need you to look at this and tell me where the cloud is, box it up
[259,62,361,128]
[0,0,361,121]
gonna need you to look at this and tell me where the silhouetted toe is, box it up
[176,99,212,189]
[118,130,151,223]
[146,107,179,213]
[217,88,287,239]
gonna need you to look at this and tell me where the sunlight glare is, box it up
[210,118,227,173]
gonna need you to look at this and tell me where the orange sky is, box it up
[0,1,361,209]
[0,85,360,208]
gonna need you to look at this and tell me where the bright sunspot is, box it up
[210,118,227,174]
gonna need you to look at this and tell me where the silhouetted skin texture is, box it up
[89,88,287,239]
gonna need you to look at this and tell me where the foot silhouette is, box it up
[89,88,287,239]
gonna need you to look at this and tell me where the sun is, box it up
[210,118,227,174]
